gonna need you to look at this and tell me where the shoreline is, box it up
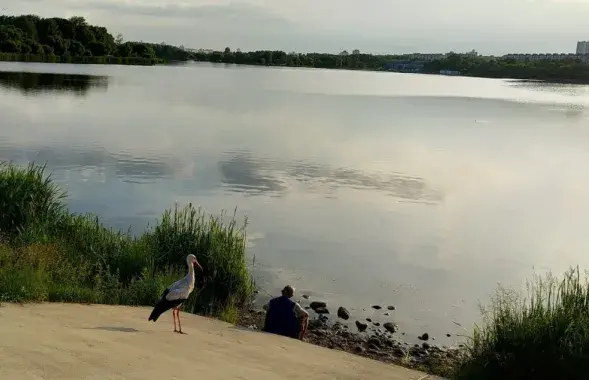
[3,58,589,85]
[236,293,462,377]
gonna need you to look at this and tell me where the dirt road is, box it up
[0,303,434,380]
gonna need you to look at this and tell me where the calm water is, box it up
[2,61,589,344]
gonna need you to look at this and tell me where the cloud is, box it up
[1,0,589,54]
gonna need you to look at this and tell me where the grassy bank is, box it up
[453,266,589,380]
[0,162,253,322]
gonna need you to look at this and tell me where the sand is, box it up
[0,303,435,380]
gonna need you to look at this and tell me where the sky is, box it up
[3,0,589,55]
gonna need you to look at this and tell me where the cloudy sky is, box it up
[4,0,589,55]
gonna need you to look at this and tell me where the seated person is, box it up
[263,285,309,340]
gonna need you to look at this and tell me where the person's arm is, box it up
[262,301,271,331]
[293,302,309,340]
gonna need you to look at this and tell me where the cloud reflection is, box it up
[0,141,442,203]
[0,145,175,184]
[219,151,443,203]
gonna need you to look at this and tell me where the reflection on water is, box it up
[1,62,589,345]
[0,71,108,96]
[219,151,443,203]
[0,145,175,184]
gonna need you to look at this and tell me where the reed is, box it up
[453,266,589,380]
[0,162,253,321]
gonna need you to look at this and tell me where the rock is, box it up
[373,322,380,327]
[368,337,381,347]
[419,333,430,341]
[304,306,311,310]
[254,290,260,294]
[366,318,372,322]
[372,305,382,310]
[314,307,330,314]
[302,294,310,299]
[383,312,390,316]
[313,329,328,336]
[387,305,396,310]
[262,304,269,311]
[393,347,407,357]
[354,345,365,353]
[355,320,368,332]
[337,306,350,320]
[446,333,452,337]
[308,319,327,330]
[368,343,380,351]
[422,342,431,350]
[310,301,327,309]
[383,322,398,333]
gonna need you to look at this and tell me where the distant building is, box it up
[339,50,349,56]
[403,53,446,61]
[352,49,360,55]
[384,61,424,73]
[503,53,579,62]
[577,41,589,55]
[439,69,461,76]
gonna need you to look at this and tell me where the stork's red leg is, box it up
[173,308,178,332]
[177,309,184,334]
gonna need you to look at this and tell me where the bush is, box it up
[454,266,589,380]
[0,162,253,321]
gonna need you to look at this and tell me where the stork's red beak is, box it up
[193,261,203,271]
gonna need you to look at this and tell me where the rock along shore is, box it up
[237,297,463,377]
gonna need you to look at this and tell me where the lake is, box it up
[1,61,589,344]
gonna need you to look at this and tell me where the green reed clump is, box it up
[454,266,589,380]
[0,162,253,321]
[142,204,254,316]
[0,162,65,237]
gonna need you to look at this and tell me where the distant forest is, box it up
[1,14,589,82]
[0,14,192,64]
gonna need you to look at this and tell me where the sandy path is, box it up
[0,303,433,380]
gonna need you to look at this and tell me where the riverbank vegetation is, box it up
[0,14,191,65]
[196,49,589,83]
[452,266,589,380]
[422,54,589,82]
[0,162,253,322]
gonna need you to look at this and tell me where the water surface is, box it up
[2,61,589,344]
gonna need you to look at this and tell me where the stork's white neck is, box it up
[186,260,195,283]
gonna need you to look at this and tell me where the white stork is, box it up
[148,254,203,334]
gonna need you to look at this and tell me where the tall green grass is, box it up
[454,266,589,380]
[0,162,253,320]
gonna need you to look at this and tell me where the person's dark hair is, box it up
[281,285,295,298]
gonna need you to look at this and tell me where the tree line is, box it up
[194,48,589,82]
[0,14,192,64]
[2,14,589,82]
[422,53,589,82]
[192,48,400,70]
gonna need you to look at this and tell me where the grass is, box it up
[0,161,253,321]
[453,266,589,380]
